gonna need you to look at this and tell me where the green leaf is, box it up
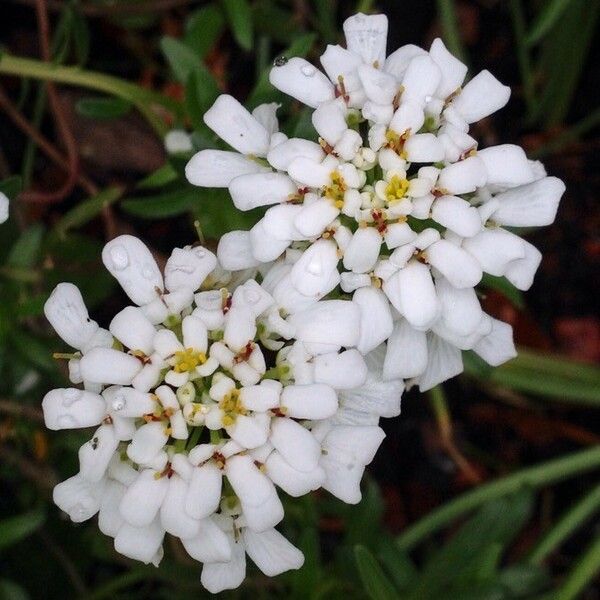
[71,10,91,65]
[222,0,253,50]
[76,96,132,119]
[160,36,202,84]
[0,509,45,550]
[354,545,398,600]
[185,4,226,58]
[526,0,576,46]
[0,579,30,600]
[0,176,23,200]
[10,331,56,372]
[7,224,44,269]
[185,68,220,132]
[498,563,550,596]
[121,187,197,219]
[54,186,123,237]
[480,274,525,309]
[137,163,179,190]
[377,538,418,591]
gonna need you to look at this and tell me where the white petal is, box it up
[229,172,296,211]
[290,239,340,296]
[311,100,348,146]
[217,230,260,271]
[431,195,482,237]
[98,480,125,537]
[182,517,232,562]
[114,519,165,564]
[491,176,564,226]
[287,157,331,188]
[404,133,445,163]
[437,156,487,194]
[186,463,222,520]
[164,246,217,293]
[281,383,338,418]
[243,527,304,576]
[353,286,394,354]
[126,421,168,466]
[240,380,281,412]
[436,276,484,336]
[343,227,382,273]
[42,388,106,431]
[102,235,162,306]
[294,197,339,237]
[463,228,525,276]
[425,239,483,288]
[185,149,267,187]
[473,317,517,366]
[358,64,398,105]
[389,100,424,135]
[451,70,511,123]
[267,138,325,171]
[250,220,291,262]
[79,424,118,482]
[429,38,467,98]
[384,261,439,329]
[335,129,362,160]
[417,334,463,391]
[401,54,442,104]
[343,13,388,66]
[53,474,103,522]
[252,102,279,135]
[503,238,542,291]
[201,534,246,593]
[320,44,362,91]
[44,283,99,350]
[265,452,325,496]
[80,348,141,385]
[119,469,169,527]
[204,94,270,156]
[384,44,427,79]
[270,417,320,472]
[478,145,535,188]
[383,319,428,379]
[227,413,270,449]
[153,329,182,358]
[384,222,417,249]
[289,300,360,348]
[363,100,394,124]
[160,474,200,539]
[269,57,334,108]
[224,305,256,352]
[109,306,155,354]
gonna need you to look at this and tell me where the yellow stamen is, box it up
[173,348,207,373]
[384,175,410,205]
[219,388,247,427]
[323,171,347,206]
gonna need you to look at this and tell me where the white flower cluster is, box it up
[186,12,564,393]
[43,234,402,593]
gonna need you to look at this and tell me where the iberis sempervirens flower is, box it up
[186,12,565,393]
[42,234,403,593]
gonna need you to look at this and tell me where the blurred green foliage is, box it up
[0,0,599,598]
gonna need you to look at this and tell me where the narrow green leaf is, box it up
[160,36,202,83]
[222,0,254,50]
[0,579,30,600]
[185,68,220,132]
[526,0,576,46]
[480,273,525,309]
[0,509,45,550]
[377,537,419,591]
[10,331,56,371]
[0,175,23,200]
[72,10,91,65]
[7,224,44,269]
[185,4,226,58]
[354,545,398,600]
[76,96,132,119]
[54,186,123,237]
[137,163,179,190]
[498,563,550,596]
[121,188,197,219]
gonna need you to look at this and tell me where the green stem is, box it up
[0,54,182,136]
[396,446,600,551]
[528,484,600,565]
[555,534,600,600]
[509,0,536,118]
[186,425,204,450]
[436,0,467,64]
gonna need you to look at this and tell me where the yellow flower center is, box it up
[219,389,247,427]
[385,129,409,158]
[385,175,410,204]
[173,348,207,373]
[323,171,346,209]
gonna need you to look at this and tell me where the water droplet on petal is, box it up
[307,259,322,275]
[110,245,129,270]
[301,65,316,77]
[194,248,206,258]
[273,56,288,67]
[112,396,126,412]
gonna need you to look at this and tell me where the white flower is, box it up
[0,191,9,223]
[164,129,193,154]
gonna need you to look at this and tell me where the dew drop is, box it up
[307,260,322,275]
[110,245,129,270]
[301,65,316,77]
[112,396,126,412]
[273,56,288,67]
